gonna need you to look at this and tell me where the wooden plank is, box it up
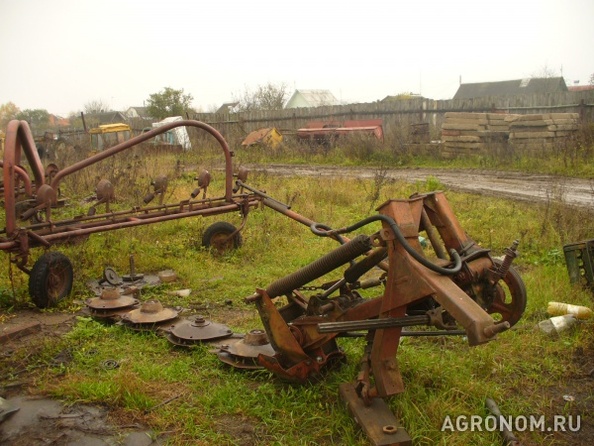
[441,135,481,143]
[550,112,579,120]
[545,118,578,125]
[508,120,548,127]
[339,382,412,446]
[547,124,578,131]
[443,118,489,125]
[441,123,479,131]
[486,113,508,120]
[0,320,41,344]
[444,112,486,120]
[510,131,556,139]
[443,142,484,149]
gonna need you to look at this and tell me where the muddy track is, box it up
[246,164,594,209]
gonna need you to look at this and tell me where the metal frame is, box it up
[0,119,256,273]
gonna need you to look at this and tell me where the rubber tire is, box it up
[29,252,73,308]
[201,221,242,254]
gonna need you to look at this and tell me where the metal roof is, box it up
[216,102,240,114]
[84,111,129,125]
[285,89,339,108]
[453,77,568,99]
[126,106,151,118]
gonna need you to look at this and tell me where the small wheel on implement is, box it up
[29,252,73,308]
[202,221,242,255]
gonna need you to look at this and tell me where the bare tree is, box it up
[531,64,560,78]
[234,82,289,112]
[84,99,111,114]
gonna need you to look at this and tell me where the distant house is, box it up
[125,106,151,119]
[453,77,568,100]
[48,114,70,127]
[568,85,594,92]
[285,89,340,108]
[216,102,240,114]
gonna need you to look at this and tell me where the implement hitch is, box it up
[246,191,526,444]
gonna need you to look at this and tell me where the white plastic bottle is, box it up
[547,301,593,320]
[538,314,578,335]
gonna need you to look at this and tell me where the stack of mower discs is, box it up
[85,288,140,321]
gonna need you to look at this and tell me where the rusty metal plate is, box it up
[121,299,179,324]
[86,304,141,321]
[223,329,275,358]
[217,351,262,370]
[85,287,139,310]
[339,382,411,446]
[167,316,233,344]
[217,329,276,369]
[167,332,241,349]
[118,317,182,332]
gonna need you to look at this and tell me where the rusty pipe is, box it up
[3,120,48,235]
[0,161,33,196]
[0,198,261,252]
[318,314,432,333]
[420,208,448,260]
[238,181,290,209]
[263,197,313,226]
[263,197,390,273]
[37,201,257,243]
[49,120,234,202]
[485,398,522,446]
[10,193,257,236]
[16,121,46,189]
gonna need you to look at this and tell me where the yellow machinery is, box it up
[241,127,283,149]
[89,123,132,151]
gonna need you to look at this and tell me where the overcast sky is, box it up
[1,0,592,117]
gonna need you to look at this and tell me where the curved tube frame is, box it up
[2,119,234,238]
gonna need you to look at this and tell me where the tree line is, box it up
[0,82,290,133]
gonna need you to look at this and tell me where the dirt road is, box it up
[247,164,594,209]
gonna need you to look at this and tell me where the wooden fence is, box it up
[190,91,594,147]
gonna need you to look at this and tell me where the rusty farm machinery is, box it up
[0,119,287,308]
[244,190,526,444]
[1,118,527,444]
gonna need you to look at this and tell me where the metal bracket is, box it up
[339,382,412,446]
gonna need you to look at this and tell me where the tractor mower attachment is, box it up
[245,191,526,444]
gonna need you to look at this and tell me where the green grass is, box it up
[1,149,594,445]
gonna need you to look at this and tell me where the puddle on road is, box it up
[0,395,161,445]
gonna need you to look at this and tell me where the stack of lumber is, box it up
[507,113,580,152]
[440,112,579,158]
[441,112,509,158]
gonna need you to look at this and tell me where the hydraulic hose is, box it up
[311,214,462,276]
